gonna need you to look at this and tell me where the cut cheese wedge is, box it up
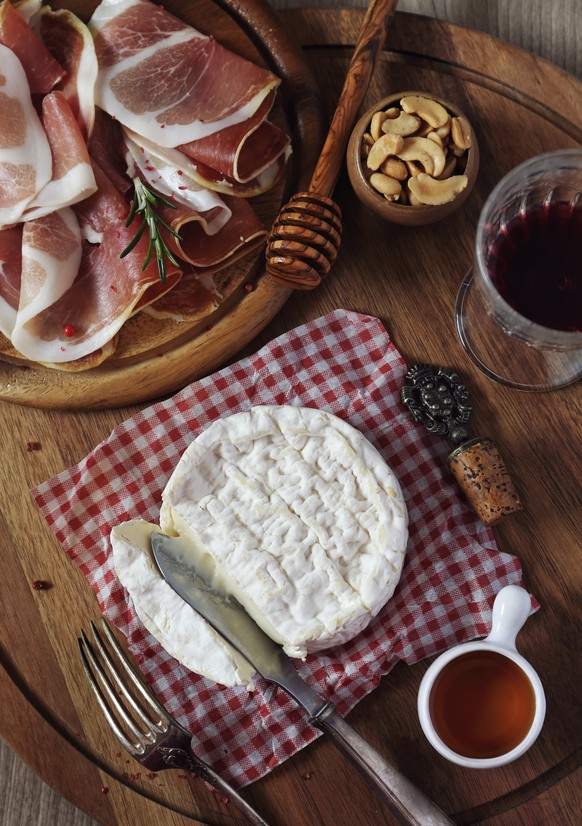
[111,520,256,688]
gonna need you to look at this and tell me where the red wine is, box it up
[486,201,582,332]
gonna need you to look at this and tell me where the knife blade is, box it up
[150,531,453,826]
[150,531,328,719]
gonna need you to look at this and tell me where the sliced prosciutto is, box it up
[176,144,290,198]
[0,44,52,228]
[0,0,64,93]
[23,92,97,221]
[178,92,290,185]
[11,208,82,354]
[88,107,131,196]
[11,217,181,364]
[13,0,42,24]
[89,0,280,149]
[159,193,266,270]
[0,224,22,336]
[73,158,129,241]
[37,6,99,139]
[123,130,231,236]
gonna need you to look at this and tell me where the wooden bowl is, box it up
[346,91,479,226]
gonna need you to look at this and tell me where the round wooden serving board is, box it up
[2,9,581,826]
[0,0,325,409]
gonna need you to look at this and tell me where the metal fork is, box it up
[78,618,270,826]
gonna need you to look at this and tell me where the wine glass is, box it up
[455,150,582,390]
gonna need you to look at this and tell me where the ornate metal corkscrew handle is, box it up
[401,364,522,526]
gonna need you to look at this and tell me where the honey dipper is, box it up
[265,0,398,290]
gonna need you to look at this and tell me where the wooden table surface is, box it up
[2,3,581,826]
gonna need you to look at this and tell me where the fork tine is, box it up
[98,618,170,727]
[78,632,140,755]
[89,621,167,742]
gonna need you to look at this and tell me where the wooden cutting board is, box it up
[2,8,581,826]
[0,0,324,409]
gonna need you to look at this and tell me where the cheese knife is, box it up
[151,531,453,825]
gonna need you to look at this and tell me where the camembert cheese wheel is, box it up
[112,406,408,687]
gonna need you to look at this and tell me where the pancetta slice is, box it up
[11,216,181,364]
[37,6,98,139]
[0,44,52,228]
[0,224,22,337]
[23,92,97,221]
[89,0,280,148]
[0,0,64,93]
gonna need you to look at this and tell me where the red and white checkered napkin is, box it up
[33,309,531,787]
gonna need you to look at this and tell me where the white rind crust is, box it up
[161,406,408,660]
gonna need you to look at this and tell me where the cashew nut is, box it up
[451,115,472,150]
[405,159,424,178]
[379,157,408,180]
[400,95,449,128]
[435,118,451,139]
[370,111,388,141]
[369,172,402,201]
[408,172,468,205]
[358,94,474,208]
[381,111,421,136]
[397,136,446,178]
[407,185,423,207]
[426,131,444,148]
[366,133,404,171]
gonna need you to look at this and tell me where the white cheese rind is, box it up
[111,520,256,688]
[161,405,408,659]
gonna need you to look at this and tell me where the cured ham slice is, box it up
[147,196,266,321]
[178,103,290,185]
[11,208,82,354]
[89,0,280,148]
[88,107,131,196]
[178,146,290,198]
[11,217,181,364]
[0,0,64,93]
[73,158,129,240]
[0,224,22,337]
[37,6,98,139]
[145,268,222,322]
[159,194,266,270]
[123,130,231,236]
[13,0,41,24]
[0,44,52,228]
[23,92,97,221]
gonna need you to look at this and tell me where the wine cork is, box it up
[447,436,522,526]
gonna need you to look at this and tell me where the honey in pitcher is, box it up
[429,649,536,759]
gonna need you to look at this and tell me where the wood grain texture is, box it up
[265,0,397,289]
[2,3,581,826]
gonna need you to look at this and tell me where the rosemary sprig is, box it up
[120,177,182,284]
